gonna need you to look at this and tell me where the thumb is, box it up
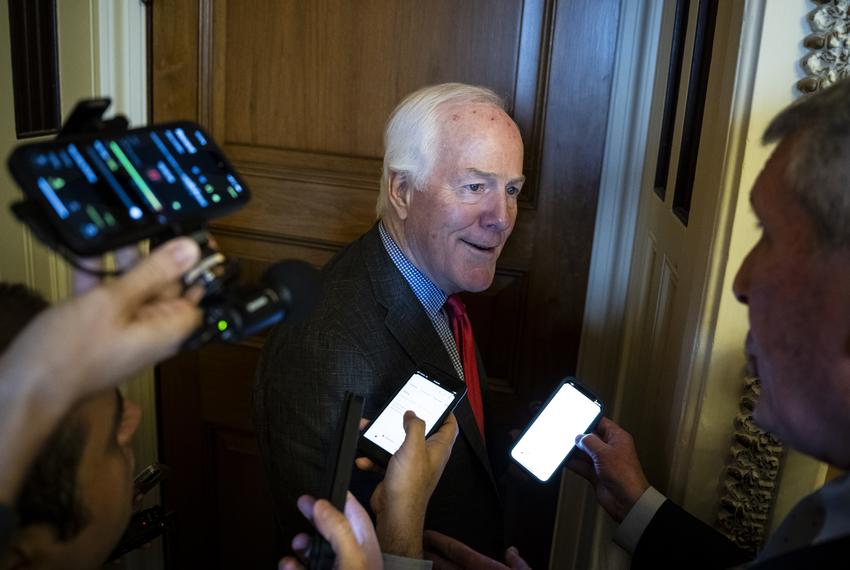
[400,410,426,448]
[109,237,200,306]
[505,546,531,570]
[310,499,361,565]
[576,432,606,459]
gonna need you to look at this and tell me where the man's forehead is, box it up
[750,142,791,212]
[439,102,512,127]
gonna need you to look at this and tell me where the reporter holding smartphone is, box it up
[280,411,459,570]
[0,235,458,569]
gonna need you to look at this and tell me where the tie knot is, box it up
[444,294,466,319]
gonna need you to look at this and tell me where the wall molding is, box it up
[94,3,159,569]
[664,0,763,501]
[716,374,785,553]
[798,0,850,93]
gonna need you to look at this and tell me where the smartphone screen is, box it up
[8,122,248,253]
[363,371,459,455]
[511,380,602,482]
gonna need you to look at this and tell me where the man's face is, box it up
[396,103,525,294]
[733,138,850,465]
[28,390,141,569]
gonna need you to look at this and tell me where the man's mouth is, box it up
[461,239,498,253]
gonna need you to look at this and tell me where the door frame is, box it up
[554,0,766,567]
[549,1,665,566]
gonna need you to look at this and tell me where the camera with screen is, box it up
[6,98,318,346]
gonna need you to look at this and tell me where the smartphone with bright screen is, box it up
[360,368,465,465]
[511,379,603,482]
[7,121,249,255]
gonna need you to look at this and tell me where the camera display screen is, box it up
[10,123,246,250]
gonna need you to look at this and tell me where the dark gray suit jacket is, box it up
[634,498,850,569]
[253,224,505,558]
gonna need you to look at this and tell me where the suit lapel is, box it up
[361,225,498,491]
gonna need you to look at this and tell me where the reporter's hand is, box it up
[424,531,530,570]
[566,416,650,522]
[279,492,382,570]
[0,237,201,505]
[0,236,202,401]
[361,411,458,559]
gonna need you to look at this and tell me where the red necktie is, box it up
[444,294,485,437]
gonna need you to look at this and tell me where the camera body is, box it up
[7,98,319,346]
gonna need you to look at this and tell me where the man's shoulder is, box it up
[260,227,398,352]
[750,534,850,569]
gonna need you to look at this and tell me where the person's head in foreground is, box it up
[733,78,850,469]
[0,284,140,570]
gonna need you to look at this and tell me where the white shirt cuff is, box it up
[613,486,667,553]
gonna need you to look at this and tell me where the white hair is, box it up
[376,83,505,218]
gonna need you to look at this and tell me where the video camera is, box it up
[6,98,319,347]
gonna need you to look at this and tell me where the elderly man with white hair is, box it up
[254,83,526,564]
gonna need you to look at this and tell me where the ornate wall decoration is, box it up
[798,0,850,93]
[715,374,785,554]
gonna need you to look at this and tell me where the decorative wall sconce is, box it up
[798,0,850,93]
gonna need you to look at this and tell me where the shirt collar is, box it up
[378,221,447,318]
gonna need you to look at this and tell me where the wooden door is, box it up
[152,1,619,568]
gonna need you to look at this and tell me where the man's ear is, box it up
[387,171,413,221]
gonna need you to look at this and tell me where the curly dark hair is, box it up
[0,283,91,541]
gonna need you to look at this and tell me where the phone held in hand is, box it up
[510,377,603,482]
[7,121,249,255]
[358,366,466,466]
[310,392,364,570]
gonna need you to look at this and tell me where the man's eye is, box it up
[465,183,484,192]
[506,185,521,197]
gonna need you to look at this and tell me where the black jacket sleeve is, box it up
[632,499,753,569]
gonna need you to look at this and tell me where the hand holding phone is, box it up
[511,378,603,482]
[308,392,364,570]
[358,366,465,466]
[366,411,460,559]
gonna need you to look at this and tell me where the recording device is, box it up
[107,506,173,562]
[309,392,365,570]
[184,255,320,349]
[7,106,248,255]
[6,98,320,346]
[359,366,466,466]
[106,463,173,562]
[133,462,171,496]
[510,378,603,482]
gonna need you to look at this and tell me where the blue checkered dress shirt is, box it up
[378,221,465,381]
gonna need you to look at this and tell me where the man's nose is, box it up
[480,190,513,231]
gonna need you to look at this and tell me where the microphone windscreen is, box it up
[261,260,321,324]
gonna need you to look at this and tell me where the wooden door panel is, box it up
[153,0,620,567]
[212,429,277,569]
[219,1,525,155]
[207,0,549,207]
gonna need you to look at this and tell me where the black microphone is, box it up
[185,259,320,349]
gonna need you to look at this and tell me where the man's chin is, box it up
[751,404,781,440]
[458,273,496,293]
